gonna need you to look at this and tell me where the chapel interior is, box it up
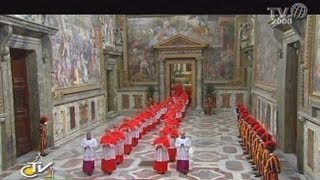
[0,14,319,179]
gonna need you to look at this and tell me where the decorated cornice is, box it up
[154,34,208,50]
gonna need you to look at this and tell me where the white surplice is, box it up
[133,128,139,138]
[138,125,143,134]
[124,131,132,145]
[80,138,98,161]
[118,140,124,154]
[115,139,125,155]
[154,145,169,162]
[101,144,116,160]
[115,140,119,156]
[175,137,191,160]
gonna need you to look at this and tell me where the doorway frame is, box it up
[153,34,208,111]
[0,34,54,169]
[0,16,57,170]
[277,30,300,152]
[10,48,35,156]
[165,59,196,108]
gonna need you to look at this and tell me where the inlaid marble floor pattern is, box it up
[0,112,299,180]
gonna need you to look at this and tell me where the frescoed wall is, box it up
[204,16,235,81]
[255,15,278,86]
[127,15,236,82]
[46,15,104,89]
[16,15,115,89]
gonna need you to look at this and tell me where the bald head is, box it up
[86,131,92,139]
[180,131,185,138]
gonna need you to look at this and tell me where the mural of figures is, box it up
[127,15,236,82]
[47,15,103,88]
[313,17,320,96]
[204,16,235,81]
[255,15,278,86]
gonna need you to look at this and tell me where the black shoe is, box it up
[254,174,261,177]
[40,153,48,156]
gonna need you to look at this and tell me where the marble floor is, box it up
[0,111,306,180]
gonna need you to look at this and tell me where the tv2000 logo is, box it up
[267,3,308,25]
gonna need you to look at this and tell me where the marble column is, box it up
[195,57,203,111]
[159,58,165,100]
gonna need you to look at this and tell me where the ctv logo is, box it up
[267,3,308,25]
[20,153,54,178]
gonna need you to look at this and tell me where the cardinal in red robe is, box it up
[130,119,140,147]
[162,126,179,162]
[100,129,117,174]
[153,133,170,174]
[119,123,133,155]
[111,128,126,164]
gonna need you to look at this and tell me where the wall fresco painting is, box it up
[255,15,278,86]
[204,16,235,81]
[127,15,236,82]
[48,15,104,89]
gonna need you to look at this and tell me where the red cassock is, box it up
[165,118,179,127]
[134,118,143,139]
[150,110,158,129]
[136,117,144,138]
[111,130,126,164]
[152,108,159,126]
[119,125,133,155]
[140,114,148,136]
[153,135,170,174]
[129,120,139,147]
[146,111,154,132]
[161,126,171,135]
[167,127,178,162]
[100,135,117,174]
